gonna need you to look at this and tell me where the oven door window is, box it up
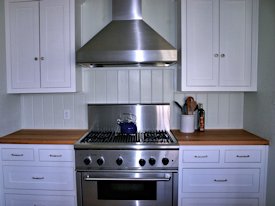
[98,180,156,200]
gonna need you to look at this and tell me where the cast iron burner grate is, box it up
[80,130,174,144]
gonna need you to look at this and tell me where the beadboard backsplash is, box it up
[21,68,244,129]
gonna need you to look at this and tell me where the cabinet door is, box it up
[180,198,258,206]
[219,0,253,86]
[3,166,74,191]
[40,0,71,88]
[7,1,40,89]
[5,194,75,206]
[184,0,219,87]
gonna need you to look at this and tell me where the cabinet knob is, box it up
[40,57,45,60]
[214,54,219,57]
[220,54,225,58]
[34,57,38,61]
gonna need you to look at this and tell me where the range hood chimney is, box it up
[76,0,177,67]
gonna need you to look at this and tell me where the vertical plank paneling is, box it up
[106,70,118,103]
[207,93,219,128]
[63,94,75,128]
[94,70,107,103]
[21,95,34,128]
[151,70,163,103]
[163,69,174,102]
[118,70,129,103]
[53,95,64,129]
[43,95,54,128]
[74,93,87,129]
[129,70,140,103]
[32,95,44,128]
[140,70,152,103]
[218,94,230,127]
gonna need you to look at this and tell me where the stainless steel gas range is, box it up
[74,104,179,206]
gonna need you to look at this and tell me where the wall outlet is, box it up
[64,109,71,120]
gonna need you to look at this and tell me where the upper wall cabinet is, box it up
[178,0,259,91]
[5,0,76,93]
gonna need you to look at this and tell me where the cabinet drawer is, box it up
[3,166,74,191]
[39,149,74,162]
[182,150,219,163]
[181,198,258,206]
[225,150,261,163]
[5,194,75,206]
[2,148,34,161]
[181,168,260,193]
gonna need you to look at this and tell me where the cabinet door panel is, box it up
[219,0,252,86]
[181,198,259,206]
[5,194,75,206]
[185,0,219,87]
[40,0,71,88]
[8,1,40,89]
[181,168,260,193]
[3,166,74,191]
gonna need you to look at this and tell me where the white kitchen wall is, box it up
[21,67,244,129]
[0,0,21,137]
[20,0,244,130]
[243,0,275,204]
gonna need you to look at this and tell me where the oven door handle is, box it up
[84,174,171,182]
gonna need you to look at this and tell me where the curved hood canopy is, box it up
[76,0,177,67]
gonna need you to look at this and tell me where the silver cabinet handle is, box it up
[214,54,219,57]
[11,153,24,157]
[220,54,225,57]
[194,155,208,158]
[214,179,228,182]
[236,155,250,158]
[49,154,62,158]
[32,177,45,180]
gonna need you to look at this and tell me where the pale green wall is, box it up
[0,0,21,136]
[243,0,275,205]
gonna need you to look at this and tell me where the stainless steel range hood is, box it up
[76,0,177,67]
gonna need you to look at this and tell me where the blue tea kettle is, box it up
[117,113,137,134]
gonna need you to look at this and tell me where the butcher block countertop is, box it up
[171,129,269,145]
[0,129,88,145]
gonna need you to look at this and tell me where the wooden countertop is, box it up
[0,129,88,145]
[171,129,269,145]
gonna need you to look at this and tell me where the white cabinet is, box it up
[0,144,77,206]
[179,0,259,91]
[5,0,76,93]
[178,146,268,206]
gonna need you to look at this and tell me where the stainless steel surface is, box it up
[76,0,177,67]
[75,103,178,206]
[87,104,171,132]
[77,171,178,206]
[83,173,171,181]
[75,149,178,171]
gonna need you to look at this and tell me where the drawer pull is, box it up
[214,179,228,182]
[236,155,250,158]
[32,177,45,180]
[194,155,208,158]
[49,154,62,158]
[11,153,24,157]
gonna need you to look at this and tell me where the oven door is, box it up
[77,171,177,206]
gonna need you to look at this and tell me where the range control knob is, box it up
[116,157,123,166]
[162,157,169,166]
[83,156,92,165]
[139,159,146,167]
[97,157,104,166]
[149,157,156,166]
